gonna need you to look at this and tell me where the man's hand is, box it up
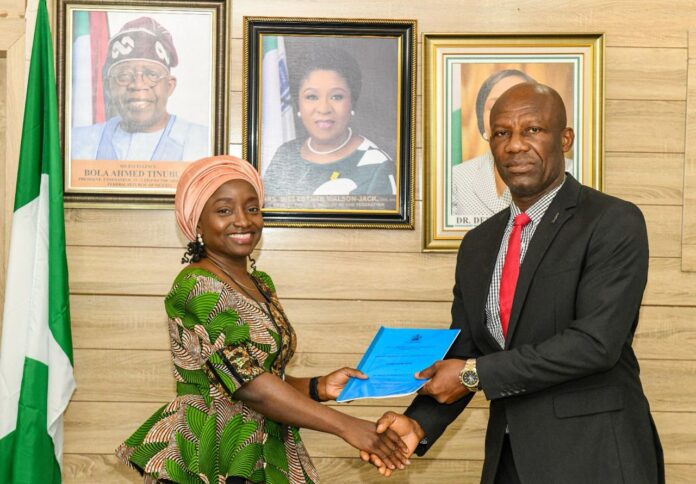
[416,359,470,404]
[359,412,424,477]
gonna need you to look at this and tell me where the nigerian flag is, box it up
[0,0,77,482]
[450,63,462,168]
[260,35,295,175]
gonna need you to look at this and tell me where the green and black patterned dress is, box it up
[116,267,319,484]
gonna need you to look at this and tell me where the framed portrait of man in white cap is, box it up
[57,0,229,205]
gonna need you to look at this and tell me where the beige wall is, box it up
[1,0,696,482]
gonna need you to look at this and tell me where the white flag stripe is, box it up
[0,195,42,439]
[71,34,93,127]
[0,176,76,466]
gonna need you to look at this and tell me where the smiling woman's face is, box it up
[298,69,353,146]
[196,179,263,261]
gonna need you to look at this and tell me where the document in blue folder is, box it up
[336,327,460,402]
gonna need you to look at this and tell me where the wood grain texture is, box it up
[605,47,687,101]
[71,348,696,413]
[604,152,683,205]
[682,245,696,271]
[230,0,693,48]
[605,100,685,153]
[682,30,696,270]
[63,401,696,463]
[0,58,5,324]
[65,203,425,252]
[0,18,23,51]
[60,453,696,484]
[1,20,23,329]
[645,258,696,306]
[67,247,696,305]
[70,294,696,362]
[1,1,694,481]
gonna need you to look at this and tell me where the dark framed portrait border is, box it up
[243,17,417,229]
[56,0,230,208]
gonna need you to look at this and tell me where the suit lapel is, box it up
[504,176,581,349]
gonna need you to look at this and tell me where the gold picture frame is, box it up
[423,33,604,250]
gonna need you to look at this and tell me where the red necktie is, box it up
[499,213,532,337]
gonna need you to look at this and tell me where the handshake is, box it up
[357,411,424,478]
[337,359,473,477]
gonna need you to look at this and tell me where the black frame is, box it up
[243,17,416,228]
[56,0,229,207]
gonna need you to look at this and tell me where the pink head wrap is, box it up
[175,155,264,242]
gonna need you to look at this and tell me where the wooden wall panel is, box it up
[63,401,696,463]
[71,348,696,414]
[605,100,685,153]
[604,153,683,206]
[0,1,694,483]
[59,453,696,484]
[67,246,696,306]
[70,296,696,361]
[682,30,696,270]
[605,47,687,101]
[0,18,23,333]
[0,57,6,325]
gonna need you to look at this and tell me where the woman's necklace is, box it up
[306,127,352,155]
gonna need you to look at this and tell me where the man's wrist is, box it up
[458,358,480,392]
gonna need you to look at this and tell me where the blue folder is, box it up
[336,327,461,402]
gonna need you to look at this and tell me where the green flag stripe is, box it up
[450,107,462,167]
[263,35,278,55]
[0,358,61,483]
[14,0,55,210]
[72,11,90,39]
[23,0,73,359]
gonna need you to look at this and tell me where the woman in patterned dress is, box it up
[116,155,408,483]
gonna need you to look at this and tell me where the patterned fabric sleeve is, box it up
[164,268,266,397]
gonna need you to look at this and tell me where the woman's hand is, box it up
[340,418,410,472]
[320,367,368,401]
[359,412,424,477]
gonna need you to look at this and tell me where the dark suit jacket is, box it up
[405,176,664,484]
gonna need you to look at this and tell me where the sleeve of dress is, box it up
[164,270,266,397]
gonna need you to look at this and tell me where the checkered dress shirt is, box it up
[485,180,566,348]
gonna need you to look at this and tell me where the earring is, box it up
[297,111,301,117]
[196,233,204,246]
[351,110,355,116]
[248,255,258,273]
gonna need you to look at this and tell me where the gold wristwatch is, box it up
[458,359,480,392]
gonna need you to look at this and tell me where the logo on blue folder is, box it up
[410,334,422,342]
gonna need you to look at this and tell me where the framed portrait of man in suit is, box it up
[423,34,604,250]
[56,0,229,206]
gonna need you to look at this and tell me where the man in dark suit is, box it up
[366,83,664,483]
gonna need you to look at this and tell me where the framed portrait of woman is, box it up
[56,0,229,207]
[423,34,604,250]
[243,17,416,228]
